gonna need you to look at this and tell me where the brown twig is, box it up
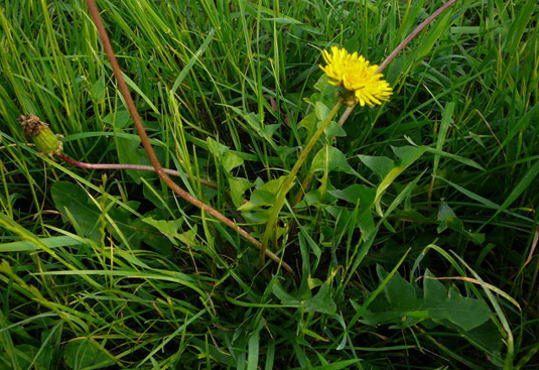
[84,0,293,275]
[337,105,355,126]
[377,0,458,74]
[57,153,217,189]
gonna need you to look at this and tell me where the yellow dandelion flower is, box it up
[320,46,392,107]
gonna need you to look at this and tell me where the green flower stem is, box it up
[261,101,343,253]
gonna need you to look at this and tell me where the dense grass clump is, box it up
[0,1,537,368]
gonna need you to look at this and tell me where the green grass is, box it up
[0,0,537,368]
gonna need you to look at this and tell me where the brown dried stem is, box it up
[84,0,293,275]
[57,153,217,189]
[377,0,458,74]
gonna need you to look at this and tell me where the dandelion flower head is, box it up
[320,46,392,107]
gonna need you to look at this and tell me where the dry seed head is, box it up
[18,114,49,136]
[18,114,63,155]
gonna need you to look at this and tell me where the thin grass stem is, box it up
[84,0,293,275]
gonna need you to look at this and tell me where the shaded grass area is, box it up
[0,0,537,368]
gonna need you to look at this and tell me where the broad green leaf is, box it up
[228,177,252,208]
[311,75,339,106]
[347,250,411,329]
[437,201,457,233]
[106,204,172,253]
[465,320,503,359]
[115,137,152,182]
[379,266,419,310]
[238,176,287,211]
[89,76,106,102]
[329,184,375,208]
[402,138,483,170]
[423,270,447,304]
[330,185,376,240]
[51,182,101,240]
[437,286,491,330]
[391,145,427,167]
[357,155,395,179]
[311,145,354,174]
[313,74,330,93]
[142,217,183,244]
[222,151,244,173]
[271,282,300,305]
[207,138,245,173]
[315,101,329,120]
[364,269,492,331]
[17,343,54,369]
[298,111,317,131]
[305,283,337,315]
[206,137,228,157]
[324,121,347,137]
[63,339,115,369]
[437,202,485,244]
[103,110,131,129]
[142,217,196,247]
[262,124,280,140]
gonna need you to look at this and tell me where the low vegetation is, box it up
[0,1,537,368]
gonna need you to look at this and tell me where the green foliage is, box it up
[51,182,102,241]
[310,146,355,174]
[0,0,537,369]
[364,268,492,331]
[62,339,116,369]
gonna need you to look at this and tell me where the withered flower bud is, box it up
[18,114,63,156]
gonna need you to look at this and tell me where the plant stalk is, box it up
[261,102,342,255]
[376,0,458,73]
[57,153,217,189]
[84,0,293,275]
[260,0,459,253]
